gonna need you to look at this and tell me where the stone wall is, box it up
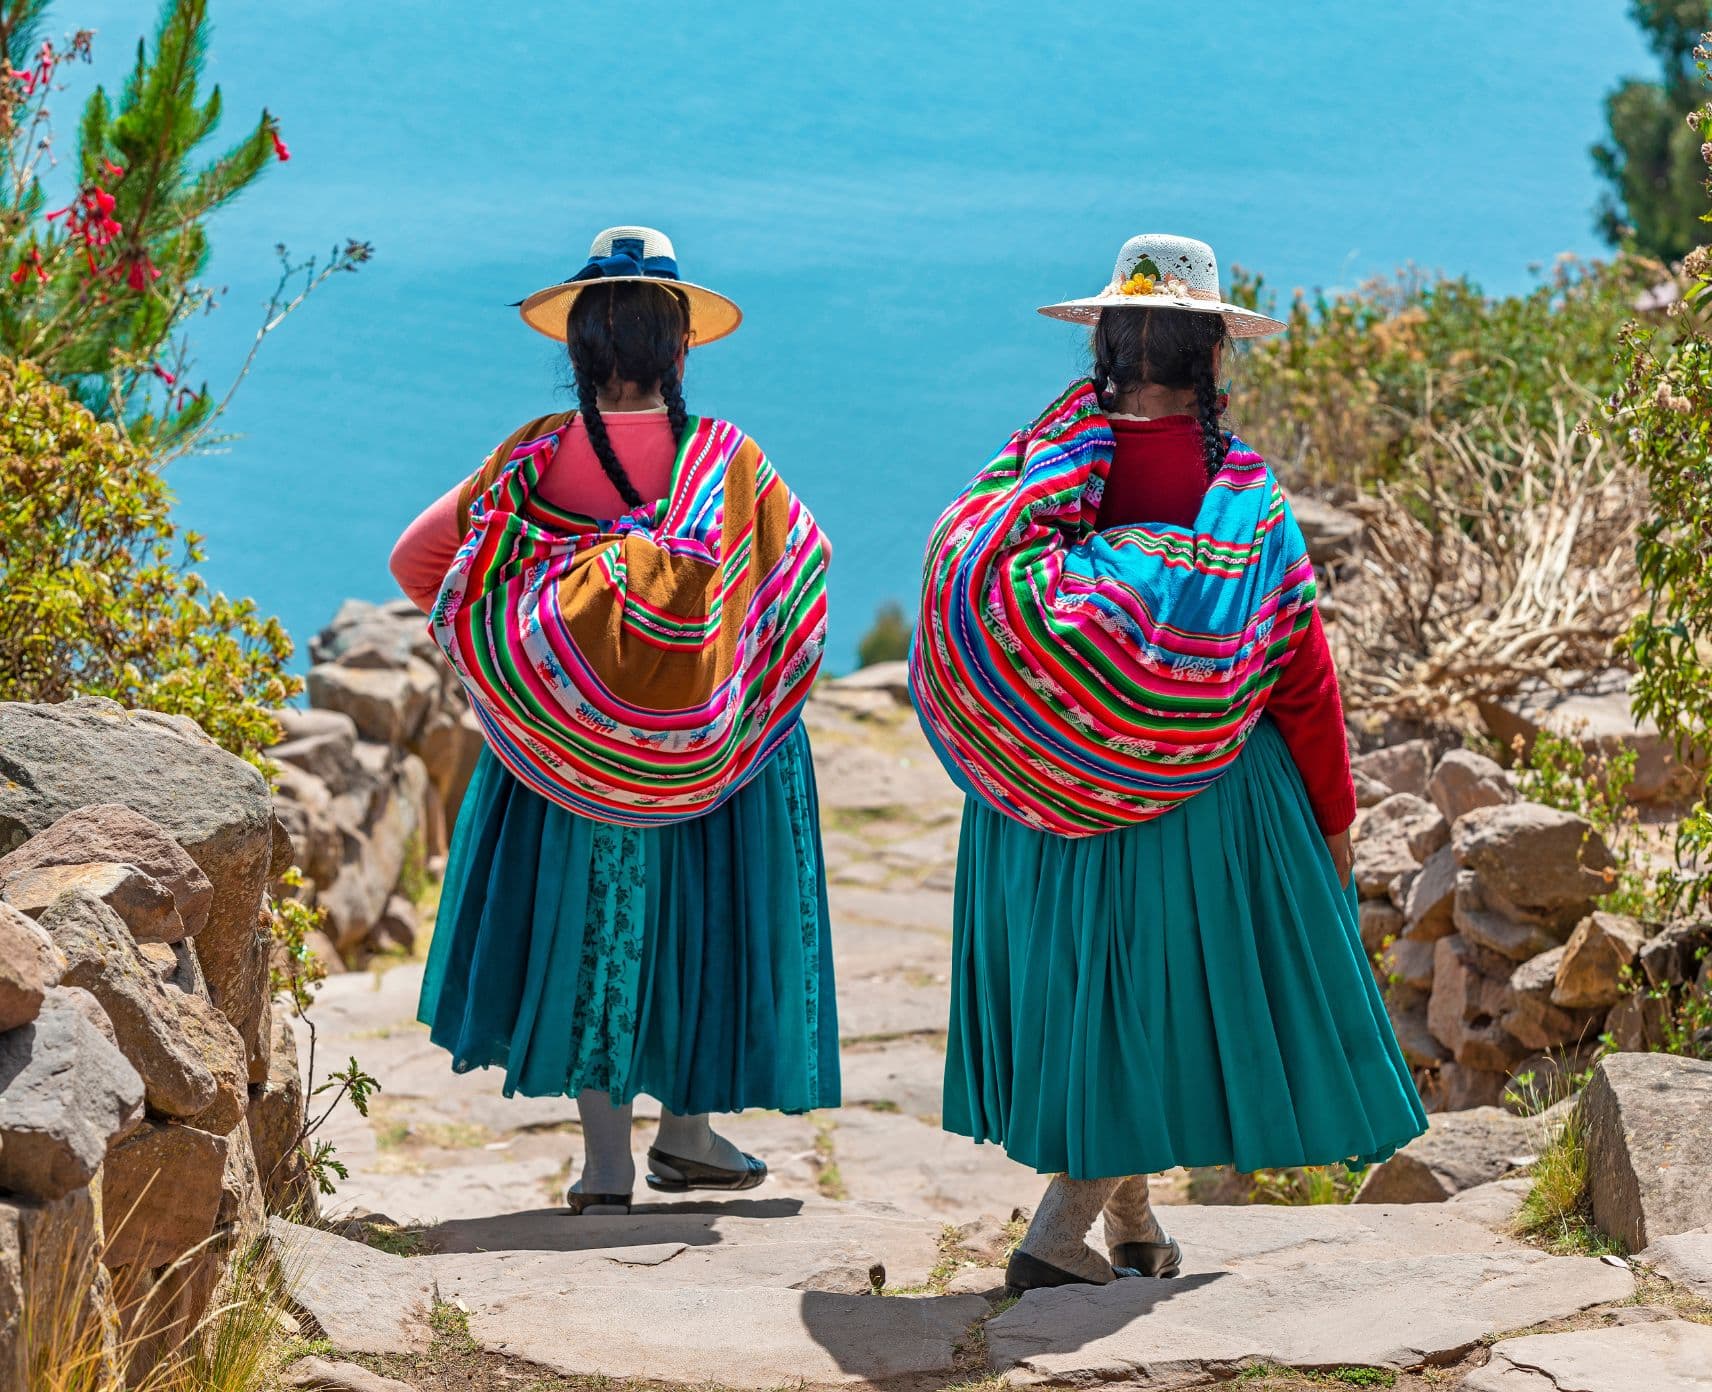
[1351,739,1712,1111]
[0,698,310,1382]
[269,598,481,967]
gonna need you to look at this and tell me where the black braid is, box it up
[571,350,646,510]
[565,280,692,512]
[1193,358,1225,478]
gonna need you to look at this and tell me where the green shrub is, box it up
[0,356,297,761]
[856,599,913,669]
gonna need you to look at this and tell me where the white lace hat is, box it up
[518,225,743,346]
[1038,233,1285,338]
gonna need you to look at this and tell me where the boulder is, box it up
[0,699,277,1081]
[1605,990,1669,1052]
[0,804,213,939]
[1354,793,1448,900]
[1428,748,1516,822]
[1356,1107,1541,1204]
[1352,769,1392,808]
[0,902,62,1032]
[283,1357,420,1392]
[249,1004,314,1217]
[1428,934,1528,1071]
[1291,495,1365,569]
[270,714,362,796]
[40,891,222,1119]
[1377,936,1436,993]
[177,989,251,1136]
[1466,1321,1712,1392]
[413,706,482,826]
[1501,948,1603,1051]
[101,1122,229,1271]
[374,895,418,953]
[1351,740,1433,800]
[1401,845,1457,941]
[271,763,343,886]
[1580,1052,1712,1251]
[0,987,144,1200]
[0,1189,109,1388]
[1,861,183,942]
[1553,912,1648,1010]
[1454,872,1569,961]
[1637,919,1712,990]
[1437,1062,1510,1111]
[1358,900,1404,954]
[1478,670,1704,807]
[1452,802,1615,925]
[1388,999,1449,1069]
[306,660,439,748]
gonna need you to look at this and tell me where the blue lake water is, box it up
[61,1,1651,671]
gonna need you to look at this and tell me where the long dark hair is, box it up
[1091,306,1228,476]
[566,281,691,509]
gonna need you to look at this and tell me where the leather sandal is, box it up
[1004,1248,1142,1299]
[564,1189,631,1215]
[1109,1236,1182,1278]
[643,1145,768,1193]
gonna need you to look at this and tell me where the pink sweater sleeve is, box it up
[389,480,465,614]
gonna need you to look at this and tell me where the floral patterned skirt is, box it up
[418,725,839,1115]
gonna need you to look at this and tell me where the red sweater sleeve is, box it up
[389,480,465,614]
[1267,607,1357,836]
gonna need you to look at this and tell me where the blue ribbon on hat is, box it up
[568,236,679,284]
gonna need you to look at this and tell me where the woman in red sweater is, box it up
[917,234,1425,1297]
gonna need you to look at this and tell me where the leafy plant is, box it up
[0,0,369,456]
[1247,1165,1366,1206]
[0,356,298,760]
[856,599,913,669]
[1513,1106,1625,1256]
[1593,2,1712,262]
[1611,35,1712,914]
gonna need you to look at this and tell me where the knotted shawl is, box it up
[909,380,1316,838]
[431,412,828,826]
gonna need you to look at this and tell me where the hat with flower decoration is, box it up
[517,225,742,346]
[1038,233,1285,338]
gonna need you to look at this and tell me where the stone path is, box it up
[280,683,1712,1390]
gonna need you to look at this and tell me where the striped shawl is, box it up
[909,380,1315,838]
[431,412,828,826]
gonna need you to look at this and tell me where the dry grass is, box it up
[1512,1107,1624,1257]
[1334,406,1641,722]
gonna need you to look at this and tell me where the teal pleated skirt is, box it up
[418,724,839,1115]
[944,717,1426,1178]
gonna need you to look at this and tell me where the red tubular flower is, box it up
[102,158,125,180]
[120,252,162,292]
[10,247,49,285]
[270,128,291,162]
[150,363,177,386]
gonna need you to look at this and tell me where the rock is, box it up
[284,1356,420,1392]
[0,804,213,939]
[1638,919,1712,989]
[1291,495,1365,569]
[985,1250,1631,1384]
[1479,670,1704,807]
[102,1122,228,1270]
[1455,872,1568,961]
[306,661,439,748]
[1354,794,1448,900]
[1355,1108,1541,1204]
[0,902,61,1032]
[41,891,219,1118]
[1429,748,1516,821]
[1581,1052,1712,1251]
[1644,1227,1712,1298]
[1553,912,1648,1009]
[271,763,342,885]
[413,706,482,826]
[0,698,277,1082]
[1442,1178,1533,1230]
[1401,845,1457,941]
[826,661,912,705]
[1428,934,1528,1071]
[0,987,144,1200]
[270,716,361,796]
[1,861,183,942]
[1465,1321,1712,1391]
[1452,803,1616,925]
[1352,739,1433,799]
[1353,769,1391,808]
[304,930,347,974]
[1376,936,1435,993]
[1437,1062,1511,1111]
[0,1189,108,1388]
[1358,899,1404,954]
[1605,990,1669,1052]
[1501,947,1603,1051]
[1389,1000,1449,1068]
[250,1005,313,1217]
[374,895,418,953]
[266,1219,439,1354]
[178,989,252,1136]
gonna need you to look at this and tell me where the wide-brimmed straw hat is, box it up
[517,226,742,346]
[1038,233,1285,339]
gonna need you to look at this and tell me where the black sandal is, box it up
[1004,1248,1142,1299]
[1109,1236,1182,1278]
[643,1145,768,1193]
[564,1189,632,1215]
